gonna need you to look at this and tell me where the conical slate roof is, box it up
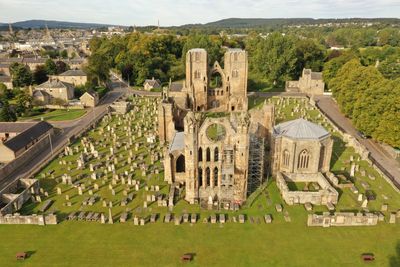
[273,118,330,140]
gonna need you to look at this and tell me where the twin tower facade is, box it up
[185,48,248,113]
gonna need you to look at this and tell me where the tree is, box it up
[0,101,17,122]
[182,34,223,66]
[322,51,357,88]
[14,89,32,115]
[248,32,297,87]
[0,83,7,97]
[33,65,48,84]
[294,39,326,75]
[45,59,57,75]
[55,61,69,74]
[9,62,32,88]
[60,49,68,59]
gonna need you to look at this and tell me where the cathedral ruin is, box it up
[158,48,336,209]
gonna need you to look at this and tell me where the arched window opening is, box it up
[213,167,218,187]
[214,147,219,161]
[283,150,290,167]
[198,147,203,162]
[176,155,185,173]
[210,71,222,88]
[297,150,310,169]
[232,69,239,78]
[206,167,211,186]
[206,147,211,162]
[194,70,201,79]
[198,167,203,187]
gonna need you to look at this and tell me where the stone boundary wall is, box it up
[310,98,400,193]
[276,172,338,205]
[307,212,378,227]
[0,213,57,225]
[0,179,39,215]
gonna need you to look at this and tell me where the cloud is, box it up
[0,0,399,26]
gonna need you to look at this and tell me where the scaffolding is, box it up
[247,134,265,196]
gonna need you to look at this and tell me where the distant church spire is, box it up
[8,23,13,35]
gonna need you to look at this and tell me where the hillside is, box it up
[1,20,118,29]
[197,17,400,29]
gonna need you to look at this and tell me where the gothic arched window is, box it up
[297,149,310,169]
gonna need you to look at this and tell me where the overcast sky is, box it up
[0,0,399,26]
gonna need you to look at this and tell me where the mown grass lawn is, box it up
[0,199,399,267]
[20,109,87,121]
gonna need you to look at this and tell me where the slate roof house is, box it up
[0,121,54,163]
[33,78,75,104]
[143,77,161,91]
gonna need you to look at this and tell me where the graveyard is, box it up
[0,96,399,266]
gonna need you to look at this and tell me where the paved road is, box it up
[315,95,400,182]
[0,80,128,189]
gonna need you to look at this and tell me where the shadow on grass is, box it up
[330,135,347,169]
[389,241,400,267]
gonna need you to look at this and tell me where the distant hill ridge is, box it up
[1,18,399,30]
[0,19,119,29]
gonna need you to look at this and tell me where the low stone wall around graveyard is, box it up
[0,213,57,225]
[307,212,379,227]
[310,97,399,192]
[276,172,339,205]
[0,179,39,215]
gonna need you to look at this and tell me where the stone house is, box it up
[143,77,161,91]
[50,69,87,86]
[33,78,75,104]
[80,91,99,107]
[0,122,54,163]
[286,68,325,95]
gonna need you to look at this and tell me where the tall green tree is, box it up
[0,101,17,122]
[33,65,48,84]
[45,59,57,75]
[9,62,32,87]
[248,32,297,86]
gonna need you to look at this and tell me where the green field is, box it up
[20,109,87,121]
[2,96,399,267]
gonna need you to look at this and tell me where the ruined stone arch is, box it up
[206,147,211,161]
[198,167,203,187]
[176,154,185,173]
[198,147,203,161]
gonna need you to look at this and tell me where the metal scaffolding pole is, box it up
[247,134,265,196]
